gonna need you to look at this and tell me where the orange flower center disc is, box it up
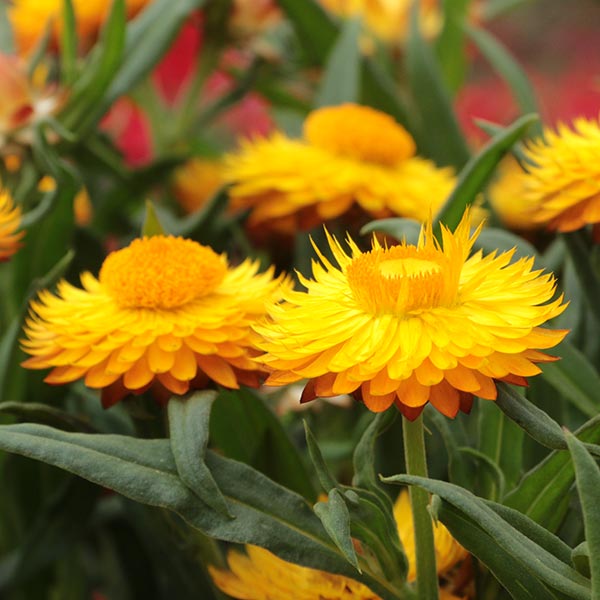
[303,103,416,167]
[100,235,226,309]
[347,246,446,314]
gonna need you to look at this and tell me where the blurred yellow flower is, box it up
[256,210,567,419]
[22,235,288,407]
[225,103,455,232]
[487,156,539,231]
[172,158,223,214]
[0,190,24,261]
[9,0,150,54]
[74,187,93,226]
[209,490,468,599]
[319,0,442,44]
[521,117,600,232]
[229,0,282,38]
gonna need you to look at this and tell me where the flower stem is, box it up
[402,415,439,600]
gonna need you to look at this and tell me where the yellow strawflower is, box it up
[209,490,468,599]
[9,0,150,55]
[256,210,567,419]
[0,190,24,261]
[21,235,288,407]
[224,103,456,233]
[520,117,600,232]
[172,158,223,214]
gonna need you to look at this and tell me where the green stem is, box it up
[402,415,439,600]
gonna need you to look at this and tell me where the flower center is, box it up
[303,103,416,167]
[100,236,227,309]
[347,246,445,314]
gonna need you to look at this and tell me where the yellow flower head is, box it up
[21,235,288,407]
[318,0,443,45]
[0,190,24,261]
[9,0,150,55]
[172,158,223,214]
[256,210,567,419]
[487,156,539,231]
[225,103,456,233]
[521,117,600,232]
[209,490,468,599]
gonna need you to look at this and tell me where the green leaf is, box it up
[360,218,421,245]
[0,402,94,433]
[466,25,540,135]
[0,424,400,599]
[574,543,591,579]
[142,200,168,237]
[436,0,471,92]
[104,0,206,106]
[210,388,317,500]
[314,17,362,107]
[562,230,600,325]
[473,227,539,263]
[305,421,338,493]
[458,446,506,500]
[437,501,567,599]
[405,4,470,168]
[0,2,15,53]
[383,474,591,598]
[314,489,360,571]
[60,0,78,86]
[353,410,396,495]
[276,0,338,64]
[168,391,231,518]
[504,414,600,528]
[566,431,600,598]
[172,188,229,238]
[60,0,126,135]
[541,340,600,418]
[434,113,538,233]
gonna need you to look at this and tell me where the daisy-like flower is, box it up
[0,190,24,260]
[224,103,456,233]
[21,235,288,407]
[256,210,568,419]
[521,117,600,232]
[172,158,223,214]
[9,0,150,55]
[209,490,468,599]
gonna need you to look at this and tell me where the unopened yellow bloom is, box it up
[22,235,288,407]
[256,210,567,419]
[9,0,150,55]
[0,191,24,261]
[520,117,600,232]
[225,103,455,232]
[172,158,223,214]
[209,490,468,599]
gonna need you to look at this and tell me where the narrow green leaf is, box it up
[466,25,540,134]
[504,414,600,527]
[60,0,78,85]
[314,17,362,107]
[0,402,94,433]
[276,0,337,64]
[305,421,338,493]
[458,446,506,500]
[436,0,471,92]
[142,200,168,237]
[562,230,600,325]
[541,340,600,418]
[437,501,566,599]
[434,113,538,233]
[360,218,421,245]
[566,431,600,598]
[573,543,591,579]
[168,391,231,518]
[353,410,396,494]
[383,474,591,598]
[314,489,360,571]
[0,424,400,599]
[0,1,15,53]
[105,0,206,106]
[405,4,470,168]
[473,227,539,263]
